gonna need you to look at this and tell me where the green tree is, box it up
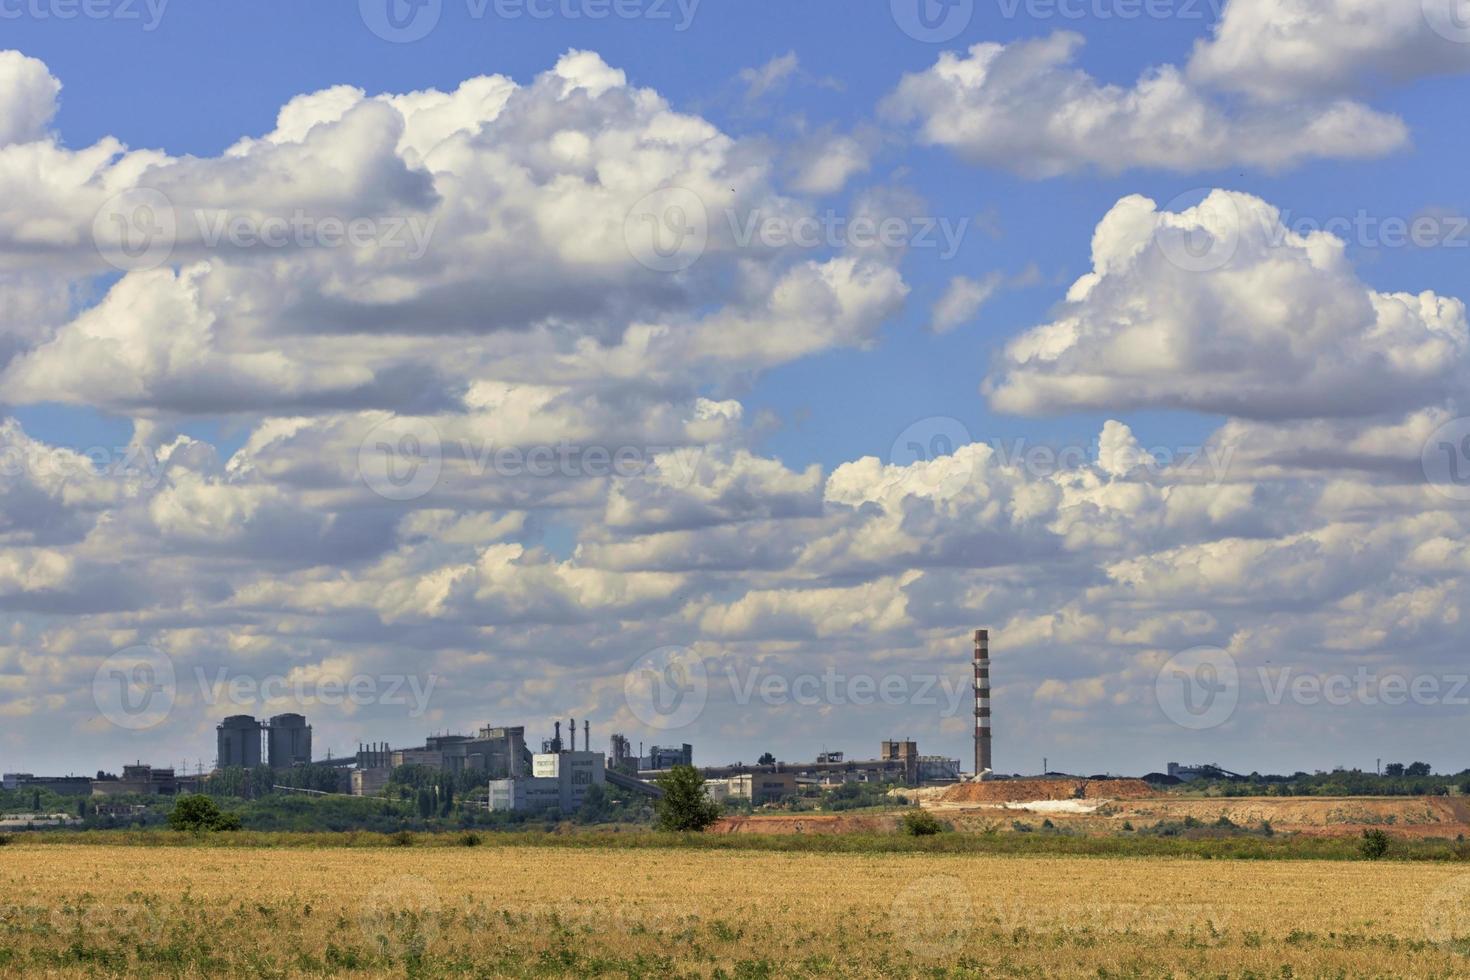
[1359,828,1391,860]
[575,783,612,824]
[416,788,434,820]
[757,753,776,766]
[168,794,242,832]
[1384,763,1405,777]
[1406,762,1432,777]
[653,765,721,832]
[900,809,947,836]
[440,784,454,818]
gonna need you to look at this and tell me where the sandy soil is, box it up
[928,793,1470,838]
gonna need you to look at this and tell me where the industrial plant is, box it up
[5,631,998,818]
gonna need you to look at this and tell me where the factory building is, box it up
[2,774,93,796]
[267,713,312,769]
[489,750,606,815]
[217,715,264,769]
[639,744,693,771]
[706,772,799,805]
[698,740,960,790]
[91,764,177,797]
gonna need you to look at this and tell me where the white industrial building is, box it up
[488,751,605,814]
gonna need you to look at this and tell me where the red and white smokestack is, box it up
[974,628,991,778]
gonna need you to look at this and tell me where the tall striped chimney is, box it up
[974,628,991,778]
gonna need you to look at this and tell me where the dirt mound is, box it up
[1111,796,1470,837]
[940,778,1155,804]
[710,814,899,835]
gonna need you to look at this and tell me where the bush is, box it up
[901,809,946,836]
[459,831,482,847]
[167,795,242,833]
[391,830,415,847]
[653,766,722,833]
[0,833,11,846]
[1359,828,1391,860]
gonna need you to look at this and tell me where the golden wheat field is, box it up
[3,842,1470,977]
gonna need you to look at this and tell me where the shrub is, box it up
[391,830,415,847]
[0,833,11,846]
[901,809,946,836]
[653,766,722,833]
[459,831,482,847]
[168,795,242,833]
[1359,828,1390,860]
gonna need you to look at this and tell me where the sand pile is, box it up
[710,814,900,834]
[940,778,1154,804]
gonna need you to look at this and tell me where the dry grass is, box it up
[3,841,1470,976]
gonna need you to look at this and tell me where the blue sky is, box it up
[13,1,1467,469]
[1,0,1468,776]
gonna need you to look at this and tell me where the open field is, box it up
[4,841,1470,977]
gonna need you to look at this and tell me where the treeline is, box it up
[1179,767,1470,798]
